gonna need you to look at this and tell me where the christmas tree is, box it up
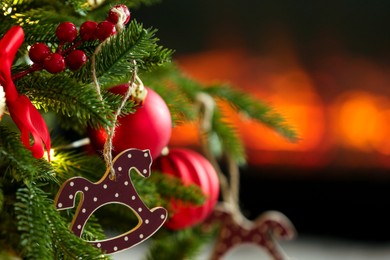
[0,1,297,259]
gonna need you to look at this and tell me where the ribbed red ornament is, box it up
[87,85,172,159]
[152,148,219,230]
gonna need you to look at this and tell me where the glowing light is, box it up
[174,49,326,164]
[169,122,199,147]
[43,148,56,162]
[331,91,390,153]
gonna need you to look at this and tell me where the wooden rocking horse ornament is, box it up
[54,148,168,254]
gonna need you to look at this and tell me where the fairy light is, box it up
[44,138,91,162]
[2,4,39,25]
[43,148,56,162]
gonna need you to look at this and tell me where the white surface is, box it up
[112,235,390,260]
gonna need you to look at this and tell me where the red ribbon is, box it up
[0,26,51,160]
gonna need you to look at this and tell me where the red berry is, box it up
[96,21,116,41]
[44,53,65,74]
[80,21,98,41]
[107,4,131,25]
[29,43,51,63]
[56,22,78,43]
[65,50,87,71]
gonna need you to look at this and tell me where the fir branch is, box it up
[0,126,56,184]
[75,20,173,87]
[148,83,197,125]
[16,72,136,131]
[15,185,108,259]
[22,21,58,44]
[92,203,140,234]
[0,179,20,256]
[15,187,55,259]
[210,107,246,165]
[81,214,107,243]
[50,150,106,183]
[141,64,199,123]
[205,85,299,142]
[148,172,205,207]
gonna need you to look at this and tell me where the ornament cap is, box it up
[130,83,147,105]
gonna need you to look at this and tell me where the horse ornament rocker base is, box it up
[54,148,168,254]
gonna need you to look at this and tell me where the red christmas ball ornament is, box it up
[29,43,51,63]
[152,148,220,230]
[43,53,65,74]
[65,49,87,70]
[107,4,131,25]
[56,22,78,43]
[88,85,172,159]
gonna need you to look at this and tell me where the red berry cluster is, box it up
[27,4,130,75]
[29,21,87,74]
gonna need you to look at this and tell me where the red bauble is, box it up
[152,148,220,230]
[88,85,172,159]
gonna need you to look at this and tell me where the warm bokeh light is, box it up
[169,46,390,167]
[169,122,200,147]
[238,69,325,153]
[172,48,327,165]
[331,91,390,154]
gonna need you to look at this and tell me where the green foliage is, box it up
[15,72,136,132]
[142,65,198,124]
[15,186,57,259]
[75,19,173,88]
[0,126,56,184]
[50,149,106,183]
[205,85,299,142]
[15,186,108,259]
[210,107,246,164]
[148,172,205,207]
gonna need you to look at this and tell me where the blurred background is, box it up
[135,0,390,244]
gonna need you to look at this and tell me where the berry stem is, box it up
[61,40,83,56]
[57,43,64,54]
[12,63,43,81]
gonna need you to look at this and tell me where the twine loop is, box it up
[92,44,143,180]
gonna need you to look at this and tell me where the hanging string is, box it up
[91,44,103,100]
[195,92,244,222]
[91,43,139,180]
